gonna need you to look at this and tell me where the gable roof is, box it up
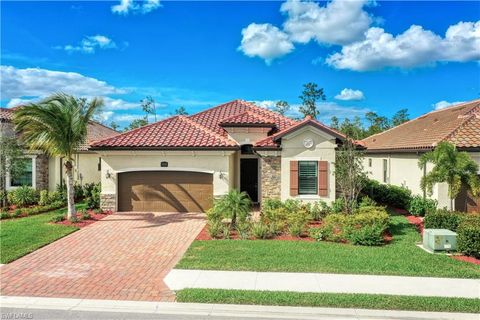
[219,110,276,127]
[362,99,480,152]
[0,108,15,121]
[91,99,299,150]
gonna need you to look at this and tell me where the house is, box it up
[361,99,480,212]
[91,100,346,212]
[0,107,118,192]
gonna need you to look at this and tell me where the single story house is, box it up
[0,107,118,192]
[361,99,480,212]
[91,100,346,212]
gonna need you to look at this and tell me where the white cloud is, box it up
[1,65,125,99]
[239,23,294,64]
[327,21,480,71]
[433,100,465,110]
[335,88,365,101]
[281,0,372,45]
[57,35,117,54]
[111,0,161,15]
[102,97,139,111]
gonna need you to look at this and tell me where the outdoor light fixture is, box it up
[105,170,112,179]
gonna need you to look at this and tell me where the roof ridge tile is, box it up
[179,115,237,146]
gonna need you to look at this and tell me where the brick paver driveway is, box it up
[0,212,205,301]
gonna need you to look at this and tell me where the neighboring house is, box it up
[362,99,480,212]
[91,100,346,212]
[0,107,118,192]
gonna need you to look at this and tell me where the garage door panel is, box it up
[118,171,213,212]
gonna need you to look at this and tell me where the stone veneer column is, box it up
[100,194,116,212]
[260,156,281,201]
[35,154,49,190]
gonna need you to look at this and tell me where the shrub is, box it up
[207,221,223,239]
[0,210,10,220]
[222,225,231,239]
[79,209,91,220]
[0,190,8,206]
[320,214,347,242]
[74,183,84,201]
[409,195,437,217]
[261,198,283,212]
[309,228,324,241]
[69,216,80,223]
[12,209,22,218]
[261,207,288,233]
[288,224,303,237]
[331,198,345,213]
[286,207,310,236]
[251,222,271,239]
[85,183,101,209]
[423,209,465,232]
[55,183,68,203]
[206,207,223,224]
[364,179,412,209]
[49,191,64,203]
[345,224,386,246]
[7,186,38,207]
[457,215,480,258]
[283,199,302,212]
[310,201,330,221]
[358,196,377,208]
[236,222,251,240]
[50,215,65,222]
[38,190,50,206]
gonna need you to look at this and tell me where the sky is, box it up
[1,0,479,129]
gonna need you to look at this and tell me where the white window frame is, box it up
[6,155,37,190]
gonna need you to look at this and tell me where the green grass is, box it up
[176,216,480,278]
[0,204,85,264]
[177,289,480,314]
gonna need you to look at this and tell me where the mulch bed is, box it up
[55,210,113,228]
[452,255,480,265]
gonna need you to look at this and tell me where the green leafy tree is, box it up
[140,96,157,122]
[0,136,26,207]
[274,100,290,115]
[215,189,251,228]
[339,116,365,140]
[365,111,390,136]
[14,93,104,219]
[419,142,480,210]
[335,137,367,214]
[175,106,188,115]
[109,121,119,131]
[330,116,339,130]
[392,108,409,126]
[298,82,325,118]
[125,118,148,131]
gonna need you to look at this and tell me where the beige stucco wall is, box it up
[48,153,103,191]
[224,127,270,145]
[277,126,337,204]
[97,150,235,210]
[364,152,480,210]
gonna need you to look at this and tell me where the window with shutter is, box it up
[298,161,318,195]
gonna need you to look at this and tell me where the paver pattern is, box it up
[0,212,205,301]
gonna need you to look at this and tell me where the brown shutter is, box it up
[290,161,298,196]
[318,161,328,197]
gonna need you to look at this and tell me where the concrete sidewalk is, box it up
[165,269,480,298]
[1,296,477,320]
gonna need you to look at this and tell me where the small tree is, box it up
[419,142,480,210]
[0,136,26,207]
[298,82,325,118]
[175,106,188,115]
[14,93,104,219]
[215,189,251,228]
[391,108,409,126]
[274,100,290,115]
[125,118,148,131]
[141,96,157,122]
[335,138,367,214]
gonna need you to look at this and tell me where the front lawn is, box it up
[0,204,85,264]
[177,289,480,314]
[176,215,480,278]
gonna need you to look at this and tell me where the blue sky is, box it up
[1,0,479,128]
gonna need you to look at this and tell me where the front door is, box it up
[240,158,259,202]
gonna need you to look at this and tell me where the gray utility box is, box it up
[423,229,457,252]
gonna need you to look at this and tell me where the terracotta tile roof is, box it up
[0,108,14,121]
[255,115,346,148]
[219,111,276,127]
[362,99,480,151]
[78,122,119,151]
[92,99,298,150]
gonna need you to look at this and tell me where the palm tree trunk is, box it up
[65,160,76,219]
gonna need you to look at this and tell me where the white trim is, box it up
[114,167,215,174]
[282,125,336,141]
[6,155,36,190]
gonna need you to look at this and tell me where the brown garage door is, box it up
[118,171,213,212]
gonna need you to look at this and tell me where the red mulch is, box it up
[452,255,480,265]
[55,210,113,228]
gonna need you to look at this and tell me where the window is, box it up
[383,159,388,183]
[298,161,318,195]
[368,158,372,167]
[11,158,33,187]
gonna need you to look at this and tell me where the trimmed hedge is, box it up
[423,210,465,231]
[457,215,480,259]
[408,195,437,217]
[363,179,412,209]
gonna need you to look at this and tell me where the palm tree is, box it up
[215,189,251,228]
[14,93,104,219]
[419,142,480,210]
